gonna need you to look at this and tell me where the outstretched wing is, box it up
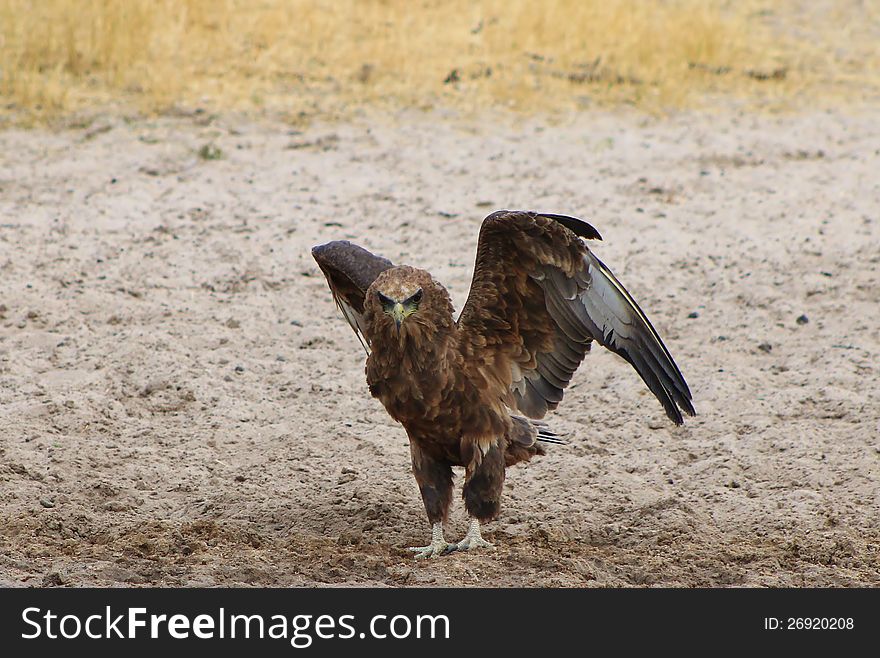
[457,210,695,425]
[311,240,395,353]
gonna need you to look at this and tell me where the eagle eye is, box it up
[407,288,423,305]
[376,291,395,309]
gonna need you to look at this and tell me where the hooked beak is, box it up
[390,302,406,330]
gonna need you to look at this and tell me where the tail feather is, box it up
[511,415,567,445]
[535,426,567,445]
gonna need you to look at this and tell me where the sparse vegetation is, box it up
[197,143,223,160]
[0,0,877,123]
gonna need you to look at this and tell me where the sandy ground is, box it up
[0,107,878,587]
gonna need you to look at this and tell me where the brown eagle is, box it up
[312,210,694,558]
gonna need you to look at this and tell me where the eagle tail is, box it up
[533,420,566,445]
[510,415,567,446]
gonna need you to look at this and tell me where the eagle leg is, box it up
[408,443,455,558]
[452,517,494,552]
[408,522,456,559]
[453,441,503,552]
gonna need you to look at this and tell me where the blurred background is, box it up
[1,0,878,125]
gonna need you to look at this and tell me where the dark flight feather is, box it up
[457,210,694,425]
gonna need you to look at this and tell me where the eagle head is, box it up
[365,266,451,336]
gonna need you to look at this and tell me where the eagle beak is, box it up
[391,302,406,330]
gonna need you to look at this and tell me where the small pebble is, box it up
[796,314,809,325]
[42,572,65,586]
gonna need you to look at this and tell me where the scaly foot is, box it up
[408,522,454,559]
[452,518,494,552]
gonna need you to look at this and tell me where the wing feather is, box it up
[457,210,694,425]
[311,240,395,352]
[581,252,694,420]
[535,353,570,389]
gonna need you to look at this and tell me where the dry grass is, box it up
[0,0,877,124]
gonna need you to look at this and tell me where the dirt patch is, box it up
[0,108,878,586]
